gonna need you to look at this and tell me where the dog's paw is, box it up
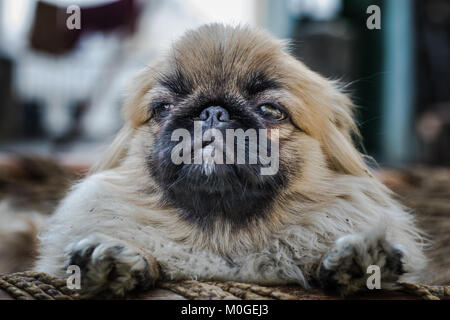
[318,232,405,295]
[65,234,159,298]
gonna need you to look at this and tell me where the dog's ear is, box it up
[288,63,371,177]
[320,88,372,177]
[89,124,134,174]
[122,66,157,127]
[90,67,155,174]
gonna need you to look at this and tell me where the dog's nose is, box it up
[199,106,230,125]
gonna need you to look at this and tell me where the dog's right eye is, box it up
[258,104,287,122]
[152,103,174,119]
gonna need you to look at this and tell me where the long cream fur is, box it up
[34,24,427,296]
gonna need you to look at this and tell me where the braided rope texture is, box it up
[0,272,79,300]
[0,272,449,300]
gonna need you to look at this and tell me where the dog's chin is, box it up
[150,155,287,227]
[176,163,266,192]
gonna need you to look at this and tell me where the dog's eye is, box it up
[258,104,287,121]
[152,103,174,119]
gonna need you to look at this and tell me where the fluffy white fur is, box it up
[35,159,426,295]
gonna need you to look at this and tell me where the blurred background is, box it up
[0,0,448,168]
[0,0,449,283]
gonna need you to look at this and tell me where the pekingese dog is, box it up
[35,24,427,297]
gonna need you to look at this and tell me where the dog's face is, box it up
[99,24,369,230]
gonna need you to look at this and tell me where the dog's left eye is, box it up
[258,104,287,121]
[152,103,174,119]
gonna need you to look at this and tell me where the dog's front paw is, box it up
[65,234,159,298]
[318,233,405,295]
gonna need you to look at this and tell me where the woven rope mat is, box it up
[0,272,449,300]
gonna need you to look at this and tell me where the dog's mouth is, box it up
[149,135,287,227]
